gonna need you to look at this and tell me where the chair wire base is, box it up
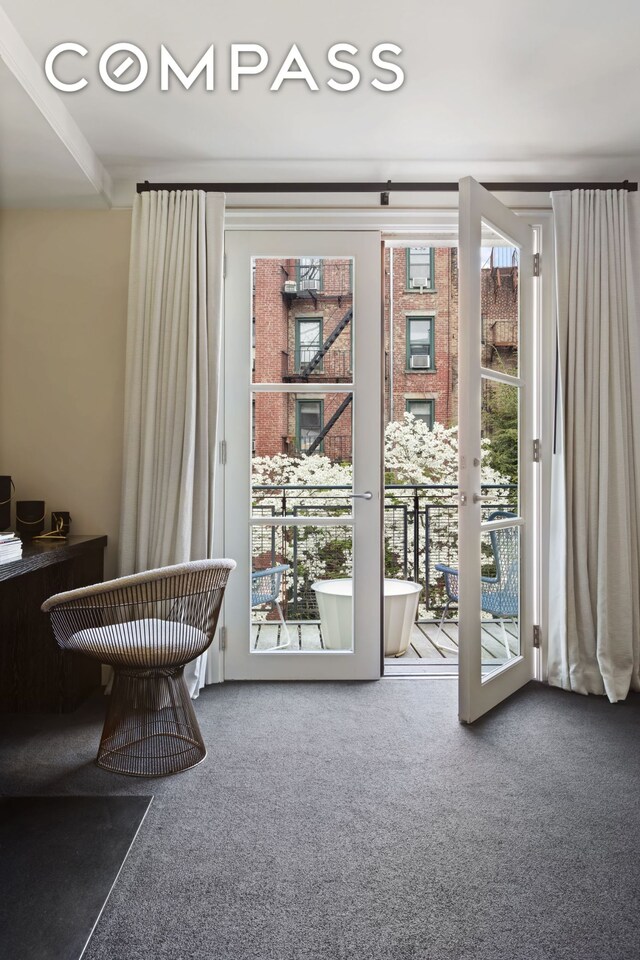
[97,667,206,777]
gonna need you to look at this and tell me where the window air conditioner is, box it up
[410,355,430,369]
[283,280,297,294]
[298,278,321,292]
[411,277,430,289]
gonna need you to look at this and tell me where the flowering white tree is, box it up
[252,452,352,491]
[252,453,353,613]
[384,415,507,487]
[252,414,512,619]
[383,415,512,612]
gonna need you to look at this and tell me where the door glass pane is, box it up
[480,522,520,679]
[252,257,353,383]
[480,222,519,377]
[481,377,519,514]
[252,391,354,516]
[251,524,353,652]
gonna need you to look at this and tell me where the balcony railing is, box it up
[282,260,353,298]
[281,348,352,382]
[483,319,518,348]
[252,482,517,620]
[282,435,352,463]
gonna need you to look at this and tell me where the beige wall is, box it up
[0,209,132,578]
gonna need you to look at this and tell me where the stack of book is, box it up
[0,532,22,565]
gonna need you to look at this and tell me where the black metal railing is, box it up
[282,435,352,463]
[483,318,518,347]
[281,260,353,298]
[281,348,352,382]
[252,482,517,619]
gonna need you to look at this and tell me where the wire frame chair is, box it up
[42,559,236,777]
[434,511,518,658]
[251,564,291,650]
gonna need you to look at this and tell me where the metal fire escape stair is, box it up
[306,394,353,456]
[300,308,352,378]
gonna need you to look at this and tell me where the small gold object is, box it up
[34,515,68,541]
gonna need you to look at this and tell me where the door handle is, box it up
[350,491,373,500]
[472,493,492,503]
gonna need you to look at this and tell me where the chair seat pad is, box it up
[68,618,210,668]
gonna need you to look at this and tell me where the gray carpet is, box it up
[1,679,639,960]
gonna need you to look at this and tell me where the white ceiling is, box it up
[0,61,109,207]
[1,0,640,207]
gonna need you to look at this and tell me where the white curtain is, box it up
[549,189,640,701]
[119,190,225,696]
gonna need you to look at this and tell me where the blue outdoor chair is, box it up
[251,564,291,650]
[434,511,518,659]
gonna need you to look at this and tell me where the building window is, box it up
[297,399,324,453]
[406,248,434,290]
[296,317,322,372]
[297,257,323,292]
[406,399,435,429]
[406,316,434,371]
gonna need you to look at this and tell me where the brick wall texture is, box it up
[252,249,518,460]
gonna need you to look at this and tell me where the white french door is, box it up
[458,177,537,722]
[223,231,382,680]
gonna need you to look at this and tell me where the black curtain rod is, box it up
[136,179,638,204]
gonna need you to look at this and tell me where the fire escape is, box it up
[298,307,352,378]
[282,259,353,457]
[481,247,519,373]
[306,394,352,456]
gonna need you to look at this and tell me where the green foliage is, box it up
[483,383,518,488]
[384,540,404,579]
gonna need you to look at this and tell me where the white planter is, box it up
[312,578,422,656]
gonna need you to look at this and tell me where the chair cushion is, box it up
[69,618,209,668]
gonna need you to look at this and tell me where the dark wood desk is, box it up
[0,535,107,713]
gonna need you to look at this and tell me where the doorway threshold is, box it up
[384,659,458,678]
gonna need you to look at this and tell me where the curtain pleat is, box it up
[119,190,225,695]
[549,189,640,701]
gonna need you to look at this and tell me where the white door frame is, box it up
[223,230,383,680]
[213,205,554,694]
[458,177,540,721]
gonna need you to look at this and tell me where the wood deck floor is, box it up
[251,619,519,667]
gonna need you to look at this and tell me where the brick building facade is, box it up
[252,247,518,461]
[384,246,458,431]
[252,256,354,460]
